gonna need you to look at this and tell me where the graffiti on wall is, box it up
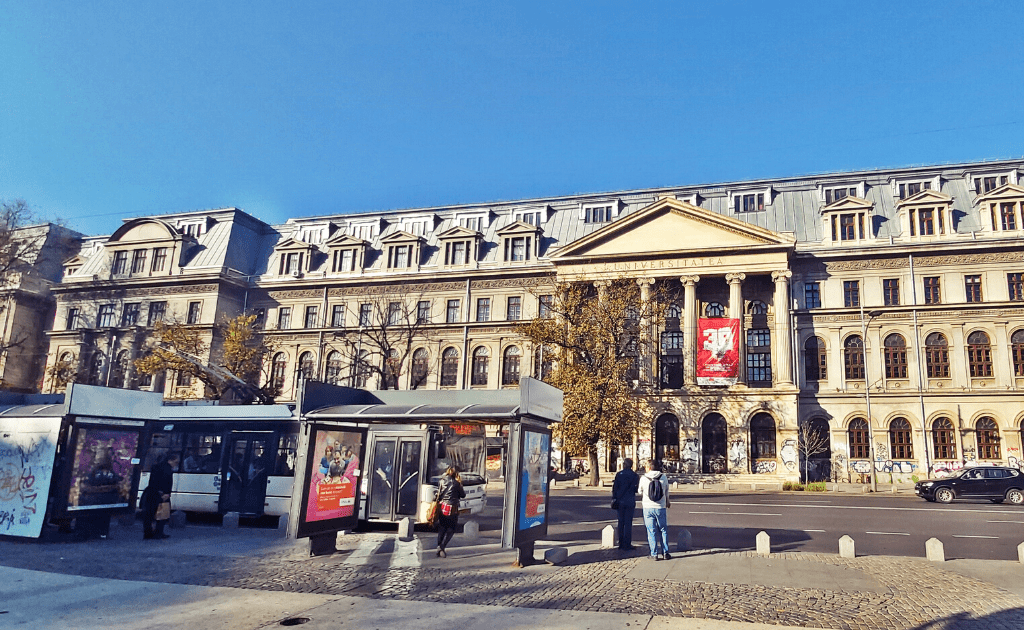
[728,439,747,473]
[850,460,872,474]
[930,461,964,478]
[963,446,976,462]
[875,460,917,474]
[0,418,60,538]
[1007,456,1023,471]
[780,439,798,472]
[753,459,777,474]
[681,439,698,473]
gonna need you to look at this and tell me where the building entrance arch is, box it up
[702,413,728,474]
[655,413,680,469]
[801,418,832,482]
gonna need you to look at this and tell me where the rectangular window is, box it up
[131,249,148,274]
[883,279,900,306]
[252,308,266,330]
[923,277,941,305]
[504,236,532,262]
[277,307,291,330]
[585,205,612,223]
[824,187,857,204]
[898,181,930,199]
[839,214,856,240]
[281,252,301,275]
[919,209,935,235]
[67,307,81,330]
[390,245,410,269]
[539,295,553,318]
[304,305,319,329]
[151,247,168,272]
[111,251,128,275]
[416,300,430,324]
[843,280,860,308]
[746,328,772,383]
[1009,273,1024,301]
[121,303,140,327]
[735,193,765,213]
[147,301,167,326]
[446,299,461,323]
[331,304,345,327]
[332,249,355,273]
[449,241,467,265]
[507,296,522,321]
[476,298,490,322]
[186,301,201,325]
[359,303,372,327]
[976,176,1000,194]
[461,216,481,231]
[98,304,116,328]
[965,275,983,303]
[804,282,821,309]
[1001,203,1017,231]
[387,302,401,326]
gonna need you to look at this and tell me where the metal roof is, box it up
[306,402,523,421]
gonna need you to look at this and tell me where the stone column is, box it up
[637,278,656,386]
[594,279,611,301]
[726,273,746,385]
[681,275,700,386]
[772,270,794,387]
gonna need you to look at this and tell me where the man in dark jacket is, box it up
[611,458,640,551]
[143,453,178,540]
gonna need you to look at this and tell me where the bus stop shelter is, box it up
[289,377,562,564]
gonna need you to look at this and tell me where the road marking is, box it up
[677,500,1020,516]
[802,529,826,533]
[865,531,910,536]
[689,511,782,516]
[952,535,999,539]
[987,520,1024,524]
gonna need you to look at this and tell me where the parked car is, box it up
[915,466,1024,504]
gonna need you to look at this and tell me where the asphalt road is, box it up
[536,489,1024,562]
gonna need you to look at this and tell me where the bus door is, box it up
[220,432,272,516]
[366,433,425,521]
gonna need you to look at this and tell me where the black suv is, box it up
[915,466,1024,504]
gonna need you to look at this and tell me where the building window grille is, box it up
[967,331,993,378]
[923,277,941,304]
[804,282,821,309]
[925,332,950,378]
[884,333,908,379]
[440,347,459,387]
[476,298,490,322]
[502,346,521,386]
[844,335,865,380]
[883,279,900,306]
[1001,203,1018,231]
[507,296,522,321]
[471,347,489,386]
[889,418,913,459]
[843,280,860,307]
[750,413,777,459]
[976,417,1000,459]
[804,336,827,381]
[848,418,870,459]
[746,328,771,383]
[965,275,983,303]
[932,417,957,460]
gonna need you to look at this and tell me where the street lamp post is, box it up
[860,305,883,492]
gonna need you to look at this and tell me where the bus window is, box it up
[182,434,223,473]
[430,426,487,484]
[274,434,298,476]
[143,432,183,472]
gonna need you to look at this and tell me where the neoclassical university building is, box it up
[41,158,1024,482]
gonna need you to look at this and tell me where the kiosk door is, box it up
[220,433,271,516]
[366,435,424,521]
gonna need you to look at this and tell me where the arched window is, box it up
[932,417,956,460]
[384,349,400,389]
[325,350,343,385]
[110,350,129,389]
[848,418,870,459]
[665,303,681,321]
[1011,329,1024,377]
[750,413,777,459]
[135,351,153,388]
[440,347,459,387]
[844,335,865,380]
[350,349,369,388]
[705,302,725,317]
[884,334,908,379]
[471,346,489,386]
[502,346,521,386]
[925,332,949,379]
[654,414,679,461]
[976,417,1000,459]
[804,336,827,381]
[298,351,315,381]
[533,345,554,381]
[967,331,993,378]
[889,417,913,459]
[410,348,429,389]
[88,352,105,386]
[748,300,768,315]
[271,352,287,391]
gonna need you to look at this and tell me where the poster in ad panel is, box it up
[518,430,549,531]
[297,426,365,537]
[697,318,740,386]
[0,417,61,538]
[66,426,142,511]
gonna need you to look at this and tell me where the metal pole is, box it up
[909,254,931,476]
[860,302,878,492]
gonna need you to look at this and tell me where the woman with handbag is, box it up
[143,453,178,540]
[434,466,465,558]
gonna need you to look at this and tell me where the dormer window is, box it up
[896,189,953,240]
[584,204,614,223]
[389,244,412,268]
[730,187,772,213]
[979,184,1024,233]
[295,223,332,245]
[892,174,940,199]
[332,249,356,272]
[512,206,549,226]
[455,211,489,232]
[821,195,874,244]
[324,232,368,275]
[969,170,1017,195]
[280,252,303,275]
[112,251,128,275]
[348,221,377,241]
[437,225,481,268]
[820,182,865,205]
[675,193,699,206]
[178,219,206,237]
[497,221,541,263]
[507,236,531,261]
[380,231,423,271]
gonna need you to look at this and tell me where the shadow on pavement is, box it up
[909,607,1024,630]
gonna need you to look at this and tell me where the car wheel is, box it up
[1006,488,1024,505]
[935,488,955,504]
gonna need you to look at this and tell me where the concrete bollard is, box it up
[169,510,187,529]
[839,535,855,559]
[222,511,240,528]
[544,546,568,565]
[926,538,945,562]
[602,524,617,549]
[677,529,692,552]
[462,520,480,541]
[1018,542,1024,564]
[756,530,771,555]
[397,517,414,542]
[277,513,289,533]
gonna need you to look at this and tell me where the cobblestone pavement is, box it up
[2,529,1023,630]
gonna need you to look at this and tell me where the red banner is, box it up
[697,318,740,386]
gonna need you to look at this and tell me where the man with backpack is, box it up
[639,459,671,560]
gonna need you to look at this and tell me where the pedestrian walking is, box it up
[435,465,466,558]
[611,457,640,550]
[142,453,178,540]
[639,459,671,560]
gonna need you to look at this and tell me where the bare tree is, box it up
[329,286,439,390]
[798,421,831,483]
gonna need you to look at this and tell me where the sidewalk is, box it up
[1,516,1023,629]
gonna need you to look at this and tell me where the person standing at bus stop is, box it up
[435,466,465,558]
[143,453,178,540]
[639,459,671,560]
[611,458,639,551]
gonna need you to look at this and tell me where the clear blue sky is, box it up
[2,1,1022,236]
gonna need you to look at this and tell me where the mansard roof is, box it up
[895,189,953,208]
[820,196,873,214]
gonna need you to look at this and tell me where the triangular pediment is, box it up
[273,237,314,252]
[436,225,482,240]
[496,220,541,236]
[63,254,87,267]
[977,183,1024,203]
[896,189,952,208]
[821,196,873,214]
[324,232,367,248]
[552,198,794,260]
[379,230,423,244]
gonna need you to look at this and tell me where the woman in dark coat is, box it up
[143,453,178,540]
[435,466,466,558]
